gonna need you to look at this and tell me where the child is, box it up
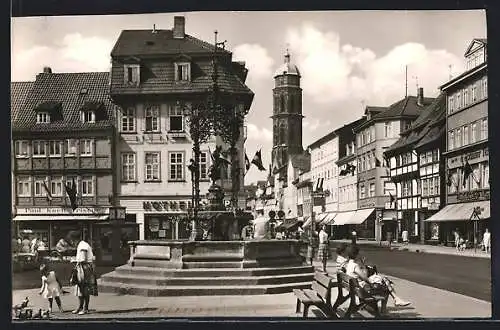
[38,264,64,313]
[335,243,348,271]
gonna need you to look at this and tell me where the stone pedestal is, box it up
[206,184,225,211]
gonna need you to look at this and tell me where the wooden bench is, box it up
[293,272,337,318]
[333,271,388,319]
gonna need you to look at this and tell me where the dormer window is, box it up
[37,112,50,123]
[124,64,140,85]
[81,110,95,123]
[175,62,191,81]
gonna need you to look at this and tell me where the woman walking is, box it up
[318,225,329,272]
[70,233,98,315]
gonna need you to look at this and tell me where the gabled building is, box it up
[354,91,434,241]
[333,117,366,239]
[384,92,446,244]
[11,69,119,260]
[425,38,489,246]
[110,17,254,240]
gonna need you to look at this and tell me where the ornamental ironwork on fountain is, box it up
[185,30,247,241]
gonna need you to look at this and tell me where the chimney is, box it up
[43,67,52,74]
[417,87,424,106]
[173,16,185,39]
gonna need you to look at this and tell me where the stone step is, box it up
[97,280,312,296]
[114,264,314,277]
[99,271,314,286]
[182,261,244,269]
[182,254,243,262]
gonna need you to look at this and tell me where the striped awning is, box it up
[346,208,375,225]
[331,211,356,226]
[321,212,337,225]
[424,201,490,222]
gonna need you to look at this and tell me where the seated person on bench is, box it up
[345,245,410,312]
[335,243,348,271]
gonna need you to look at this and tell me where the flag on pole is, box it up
[251,149,266,171]
[389,192,395,203]
[462,161,473,187]
[447,171,453,187]
[42,181,53,201]
[65,178,78,211]
[375,158,381,167]
[219,148,232,165]
[245,153,251,172]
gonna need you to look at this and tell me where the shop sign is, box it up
[358,198,376,209]
[16,207,108,215]
[143,201,190,212]
[457,190,490,202]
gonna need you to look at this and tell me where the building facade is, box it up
[354,95,432,241]
[384,92,446,244]
[12,69,120,261]
[427,39,489,245]
[110,17,253,240]
[334,117,366,239]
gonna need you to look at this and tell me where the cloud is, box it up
[246,123,272,142]
[285,23,464,106]
[12,33,113,80]
[233,43,275,82]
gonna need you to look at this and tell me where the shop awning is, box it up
[302,216,312,228]
[331,211,356,226]
[315,213,328,223]
[424,201,490,222]
[345,208,375,225]
[322,212,337,225]
[13,215,109,221]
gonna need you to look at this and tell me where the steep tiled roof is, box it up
[111,30,232,57]
[372,96,434,120]
[415,126,445,150]
[110,59,253,97]
[11,82,34,122]
[13,72,115,133]
[384,94,445,156]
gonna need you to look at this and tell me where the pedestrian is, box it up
[454,229,461,251]
[351,229,357,245]
[38,264,64,313]
[402,230,409,245]
[318,225,329,272]
[482,228,491,253]
[344,244,410,314]
[387,231,393,247]
[70,233,98,315]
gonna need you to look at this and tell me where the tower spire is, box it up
[284,44,291,63]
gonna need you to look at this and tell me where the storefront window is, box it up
[51,222,90,256]
[144,215,190,240]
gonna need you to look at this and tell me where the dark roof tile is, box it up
[11,82,34,122]
[12,72,116,133]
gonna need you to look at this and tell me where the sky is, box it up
[11,11,487,185]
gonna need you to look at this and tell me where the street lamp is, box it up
[109,205,126,265]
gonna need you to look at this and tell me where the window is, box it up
[457,93,461,109]
[49,141,62,157]
[169,105,184,132]
[448,96,454,113]
[482,77,488,98]
[65,139,78,156]
[36,112,50,124]
[50,177,63,196]
[175,63,191,81]
[448,170,458,194]
[474,121,481,142]
[471,84,477,102]
[33,141,46,157]
[65,177,78,194]
[15,140,29,157]
[81,176,94,196]
[402,181,410,197]
[434,176,440,196]
[34,178,45,197]
[144,152,161,181]
[420,153,426,165]
[122,107,136,132]
[145,105,160,132]
[481,118,488,140]
[471,164,480,190]
[359,185,365,199]
[370,126,375,142]
[463,89,469,106]
[80,139,93,156]
[199,151,209,180]
[428,177,435,196]
[463,125,469,146]
[483,163,489,188]
[426,151,432,165]
[124,64,140,85]
[169,152,184,181]
[17,176,31,197]
[432,150,439,163]
[81,111,95,123]
[470,123,477,144]
[369,183,375,197]
[455,127,462,148]
[121,153,136,181]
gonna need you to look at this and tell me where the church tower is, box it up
[271,50,303,171]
